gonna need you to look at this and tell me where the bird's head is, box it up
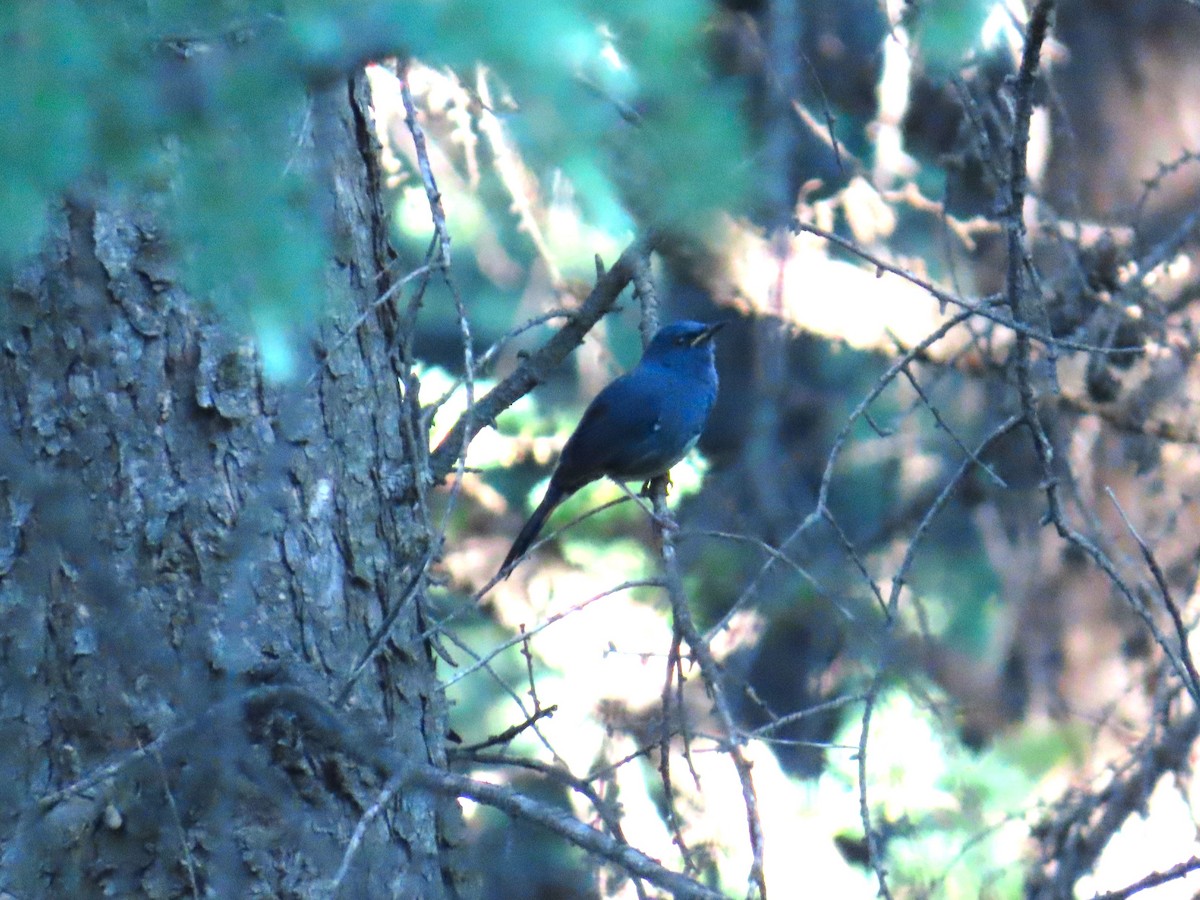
[644,320,724,364]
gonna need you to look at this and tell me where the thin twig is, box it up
[454,705,559,754]
[309,263,432,387]
[326,771,405,897]
[414,767,727,900]
[399,75,450,265]
[1104,487,1200,705]
[633,257,768,899]
[334,555,433,706]
[148,741,200,899]
[452,749,650,899]
[853,414,1022,900]
[442,579,660,688]
[1089,856,1200,900]
[792,221,1134,357]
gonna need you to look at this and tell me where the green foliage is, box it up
[2,0,747,376]
[907,515,1001,655]
[827,688,1036,898]
[906,0,997,74]
[0,3,104,258]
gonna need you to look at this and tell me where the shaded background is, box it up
[3,1,1200,898]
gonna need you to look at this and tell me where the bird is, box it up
[499,320,724,576]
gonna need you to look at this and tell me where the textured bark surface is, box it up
[0,76,455,898]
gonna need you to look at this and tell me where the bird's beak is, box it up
[688,321,727,347]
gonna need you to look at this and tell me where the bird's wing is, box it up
[552,372,667,490]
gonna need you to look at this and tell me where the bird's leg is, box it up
[614,479,673,530]
[639,473,677,532]
[640,472,673,498]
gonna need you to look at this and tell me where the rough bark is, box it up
[0,76,456,898]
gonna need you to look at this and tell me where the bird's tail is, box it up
[499,483,567,577]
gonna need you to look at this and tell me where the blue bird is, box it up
[500,320,723,575]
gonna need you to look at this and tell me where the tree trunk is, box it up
[0,76,457,898]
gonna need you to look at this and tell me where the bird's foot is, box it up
[640,473,673,498]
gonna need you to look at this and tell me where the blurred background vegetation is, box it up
[5,0,1200,897]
